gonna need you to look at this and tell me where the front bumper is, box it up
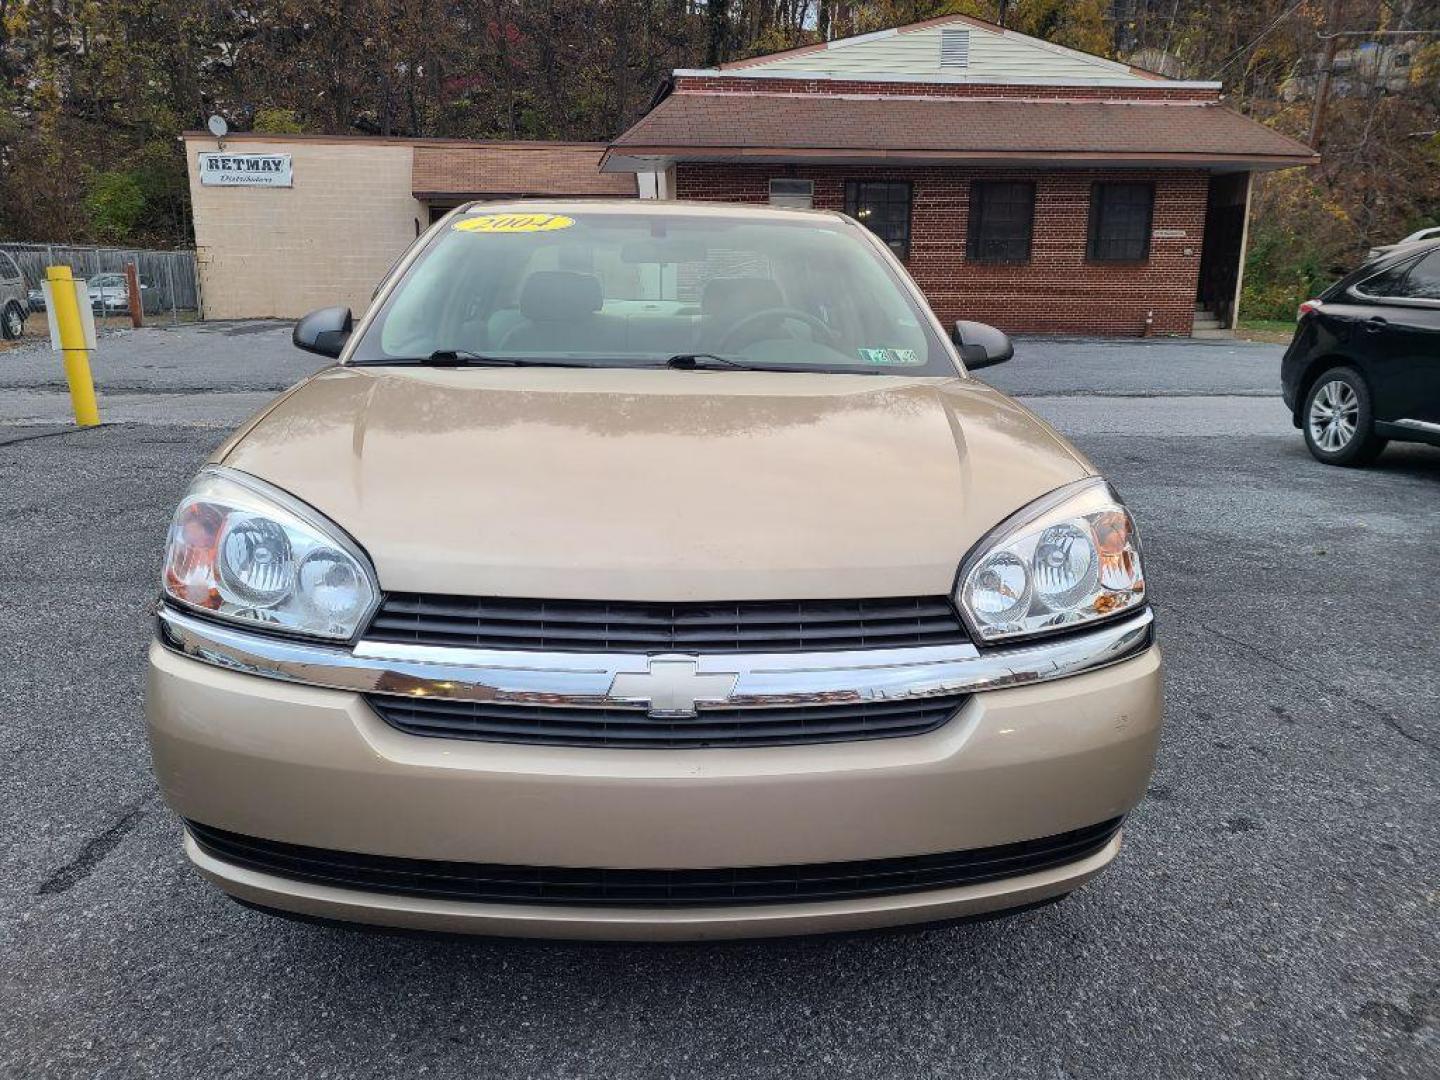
[184,826,1124,941]
[147,608,1162,939]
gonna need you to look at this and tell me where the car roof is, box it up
[1328,237,1440,297]
[454,198,852,226]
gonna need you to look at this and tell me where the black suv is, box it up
[1281,239,1440,466]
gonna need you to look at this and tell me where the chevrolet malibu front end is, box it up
[147,201,1161,940]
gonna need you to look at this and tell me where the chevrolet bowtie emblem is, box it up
[608,658,739,718]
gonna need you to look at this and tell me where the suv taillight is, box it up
[1297,300,1323,320]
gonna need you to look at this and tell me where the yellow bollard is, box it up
[46,265,102,427]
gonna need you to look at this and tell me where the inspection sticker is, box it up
[454,212,575,234]
[858,347,921,365]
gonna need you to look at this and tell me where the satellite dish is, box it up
[207,115,229,139]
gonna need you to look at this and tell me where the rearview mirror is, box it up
[294,306,353,358]
[952,320,1013,371]
[620,238,709,264]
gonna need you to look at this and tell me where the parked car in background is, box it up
[1367,225,1440,262]
[1283,239,1440,465]
[1,251,28,339]
[148,201,1161,940]
[88,272,150,314]
[28,270,157,315]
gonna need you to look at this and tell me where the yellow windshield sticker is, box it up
[454,212,575,234]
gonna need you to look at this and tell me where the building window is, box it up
[1087,182,1154,262]
[967,181,1035,263]
[768,178,814,209]
[845,181,913,259]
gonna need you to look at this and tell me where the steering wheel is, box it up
[716,307,838,353]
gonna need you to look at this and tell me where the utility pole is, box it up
[1308,0,1342,149]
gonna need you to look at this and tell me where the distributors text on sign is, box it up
[197,153,294,188]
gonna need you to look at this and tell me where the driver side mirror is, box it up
[294,306,353,358]
[951,320,1013,370]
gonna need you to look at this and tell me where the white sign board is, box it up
[42,280,99,351]
[198,152,293,187]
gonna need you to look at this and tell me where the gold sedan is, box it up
[149,201,1160,939]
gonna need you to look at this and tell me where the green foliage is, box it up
[1006,0,1110,55]
[252,108,307,134]
[76,142,192,247]
[1241,172,1349,321]
[0,0,1434,265]
[85,171,148,244]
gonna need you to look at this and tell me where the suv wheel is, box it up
[1,301,24,340]
[1303,367,1386,466]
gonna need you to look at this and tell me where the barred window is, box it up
[1087,183,1154,262]
[845,181,913,260]
[967,181,1035,264]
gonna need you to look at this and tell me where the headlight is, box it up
[161,467,378,640]
[957,479,1145,643]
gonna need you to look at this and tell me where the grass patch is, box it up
[1236,318,1297,345]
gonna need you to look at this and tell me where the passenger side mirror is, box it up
[952,320,1013,370]
[294,306,353,358]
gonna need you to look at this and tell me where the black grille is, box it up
[367,693,969,749]
[367,594,968,654]
[186,818,1123,908]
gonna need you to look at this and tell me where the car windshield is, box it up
[348,208,956,375]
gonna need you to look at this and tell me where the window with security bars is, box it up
[845,181,913,260]
[1087,182,1154,262]
[967,181,1035,263]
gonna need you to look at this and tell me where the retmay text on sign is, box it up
[197,153,293,188]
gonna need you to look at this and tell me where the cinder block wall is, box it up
[185,137,425,320]
[675,163,1207,337]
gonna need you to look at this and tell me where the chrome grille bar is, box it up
[156,604,1155,711]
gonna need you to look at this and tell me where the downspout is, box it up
[1229,171,1255,330]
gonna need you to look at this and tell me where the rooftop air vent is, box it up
[940,28,970,70]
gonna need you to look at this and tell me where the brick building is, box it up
[185,14,1313,333]
[602,14,1317,336]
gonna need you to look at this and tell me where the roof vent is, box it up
[940,28,970,70]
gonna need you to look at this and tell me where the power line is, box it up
[1317,28,1440,39]
[1210,0,1312,78]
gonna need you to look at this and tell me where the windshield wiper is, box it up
[664,353,755,370]
[356,350,582,368]
[425,349,510,366]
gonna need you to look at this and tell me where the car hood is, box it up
[217,366,1091,601]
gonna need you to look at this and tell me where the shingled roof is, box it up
[413,142,635,199]
[605,92,1316,170]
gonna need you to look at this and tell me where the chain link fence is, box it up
[0,242,200,323]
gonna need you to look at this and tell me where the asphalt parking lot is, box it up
[2,325,1437,1078]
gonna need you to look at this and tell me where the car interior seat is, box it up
[499,271,625,352]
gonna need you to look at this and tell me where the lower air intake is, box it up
[187,818,1124,908]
